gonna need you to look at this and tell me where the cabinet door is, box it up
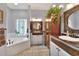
[54,42,70,56]
[50,41,58,56]
[59,48,70,56]
[50,41,70,56]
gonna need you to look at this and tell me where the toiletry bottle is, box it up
[67,31,69,36]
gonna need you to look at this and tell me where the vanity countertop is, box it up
[59,35,79,42]
[51,35,79,56]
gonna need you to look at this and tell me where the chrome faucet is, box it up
[8,40,11,44]
[8,40,14,44]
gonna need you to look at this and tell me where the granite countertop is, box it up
[51,35,79,56]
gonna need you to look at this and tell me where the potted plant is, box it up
[46,6,61,24]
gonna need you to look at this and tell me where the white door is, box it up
[0,45,7,56]
[50,41,58,56]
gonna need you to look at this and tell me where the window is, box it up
[16,19,27,36]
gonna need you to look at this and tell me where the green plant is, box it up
[46,6,61,24]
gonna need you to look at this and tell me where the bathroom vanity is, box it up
[50,40,70,56]
[50,35,79,56]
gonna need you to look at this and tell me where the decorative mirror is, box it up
[0,10,3,23]
[64,5,79,37]
[30,21,43,35]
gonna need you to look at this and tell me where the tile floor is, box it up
[16,46,49,56]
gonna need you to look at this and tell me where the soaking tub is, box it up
[6,37,30,56]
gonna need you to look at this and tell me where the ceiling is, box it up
[29,3,52,10]
[7,3,68,10]
[7,3,29,10]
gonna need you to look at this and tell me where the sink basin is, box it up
[59,36,79,42]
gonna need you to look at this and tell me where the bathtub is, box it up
[6,37,30,56]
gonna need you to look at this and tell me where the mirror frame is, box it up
[0,10,3,24]
[30,21,43,35]
[64,5,79,33]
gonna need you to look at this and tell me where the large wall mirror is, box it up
[0,10,3,23]
[30,21,43,35]
[68,10,79,30]
[64,5,79,37]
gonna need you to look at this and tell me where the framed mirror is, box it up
[30,21,43,35]
[64,4,79,37]
[0,10,3,23]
